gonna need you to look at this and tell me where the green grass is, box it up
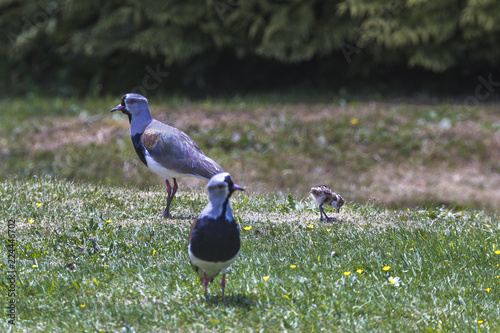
[1,95,500,210]
[1,177,499,331]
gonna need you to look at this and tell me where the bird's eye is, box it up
[127,99,135,105]
[218,185,225,189]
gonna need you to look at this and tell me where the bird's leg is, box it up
[171,178,178,200]
[162,179,172,218]
[203,272,209,299]
[162,178,179,219]
[221,273,226,303]
[319,203,325,221]
[319,204,336,222]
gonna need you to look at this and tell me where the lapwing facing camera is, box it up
[310,185,344,221]
[111,93,224,218]
[188,172,244,302]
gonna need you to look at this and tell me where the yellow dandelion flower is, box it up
[326,229,331,233]
[243,226,251,231]
[485,288,491,293]
[81,304,85,308]
[494,250,500,255]
[32,265,38,268]
[382,266,390,271]
[495,276,499,279]
[486,225,491,228]
[290,265,297,269]
[106,220,112,224]
[28,219,34,224]
[356,269,363,274]
[350,118,359,125]
[307,224,314,229]
[36,203,42,208]
[262,276,270,282]
[0,264,3,266]
[477,320,483,324]
[152,250,156,255]
[343,271,351,276]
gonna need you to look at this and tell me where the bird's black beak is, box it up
[232,184,245,192]
[110,104,125,113]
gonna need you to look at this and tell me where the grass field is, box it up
[1,176,499,332]
[1,95,500,331]
[1,95,500,210]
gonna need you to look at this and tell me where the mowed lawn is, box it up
[1,95,500,210]
[1,177,499,332]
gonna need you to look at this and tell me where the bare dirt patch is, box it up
[25,116,128,153]
[357,162,500,210]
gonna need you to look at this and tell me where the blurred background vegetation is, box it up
[1,0,500,97]
[1,0,500,210]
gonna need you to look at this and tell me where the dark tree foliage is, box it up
[1,0,499,96]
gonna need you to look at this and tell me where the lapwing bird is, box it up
[188,172,244,302]
[111,93,224,218]
[310,185,344,222]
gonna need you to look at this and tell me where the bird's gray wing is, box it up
[142,126,224,179]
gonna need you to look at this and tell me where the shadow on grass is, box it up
[203,293,257,308]
[170,214,197,221]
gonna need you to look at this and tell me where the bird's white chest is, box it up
[188,244,239,279]
[143,151,183,180]
[311,194,328,205]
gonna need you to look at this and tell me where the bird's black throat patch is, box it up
[190,214,240,262]
[131,133,147,166]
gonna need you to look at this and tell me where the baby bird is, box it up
[310,185,344,222]
[188,173,244,302]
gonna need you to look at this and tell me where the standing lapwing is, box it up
[310,185,344,222]
[188,172,244,302]
[111,93,224,218]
